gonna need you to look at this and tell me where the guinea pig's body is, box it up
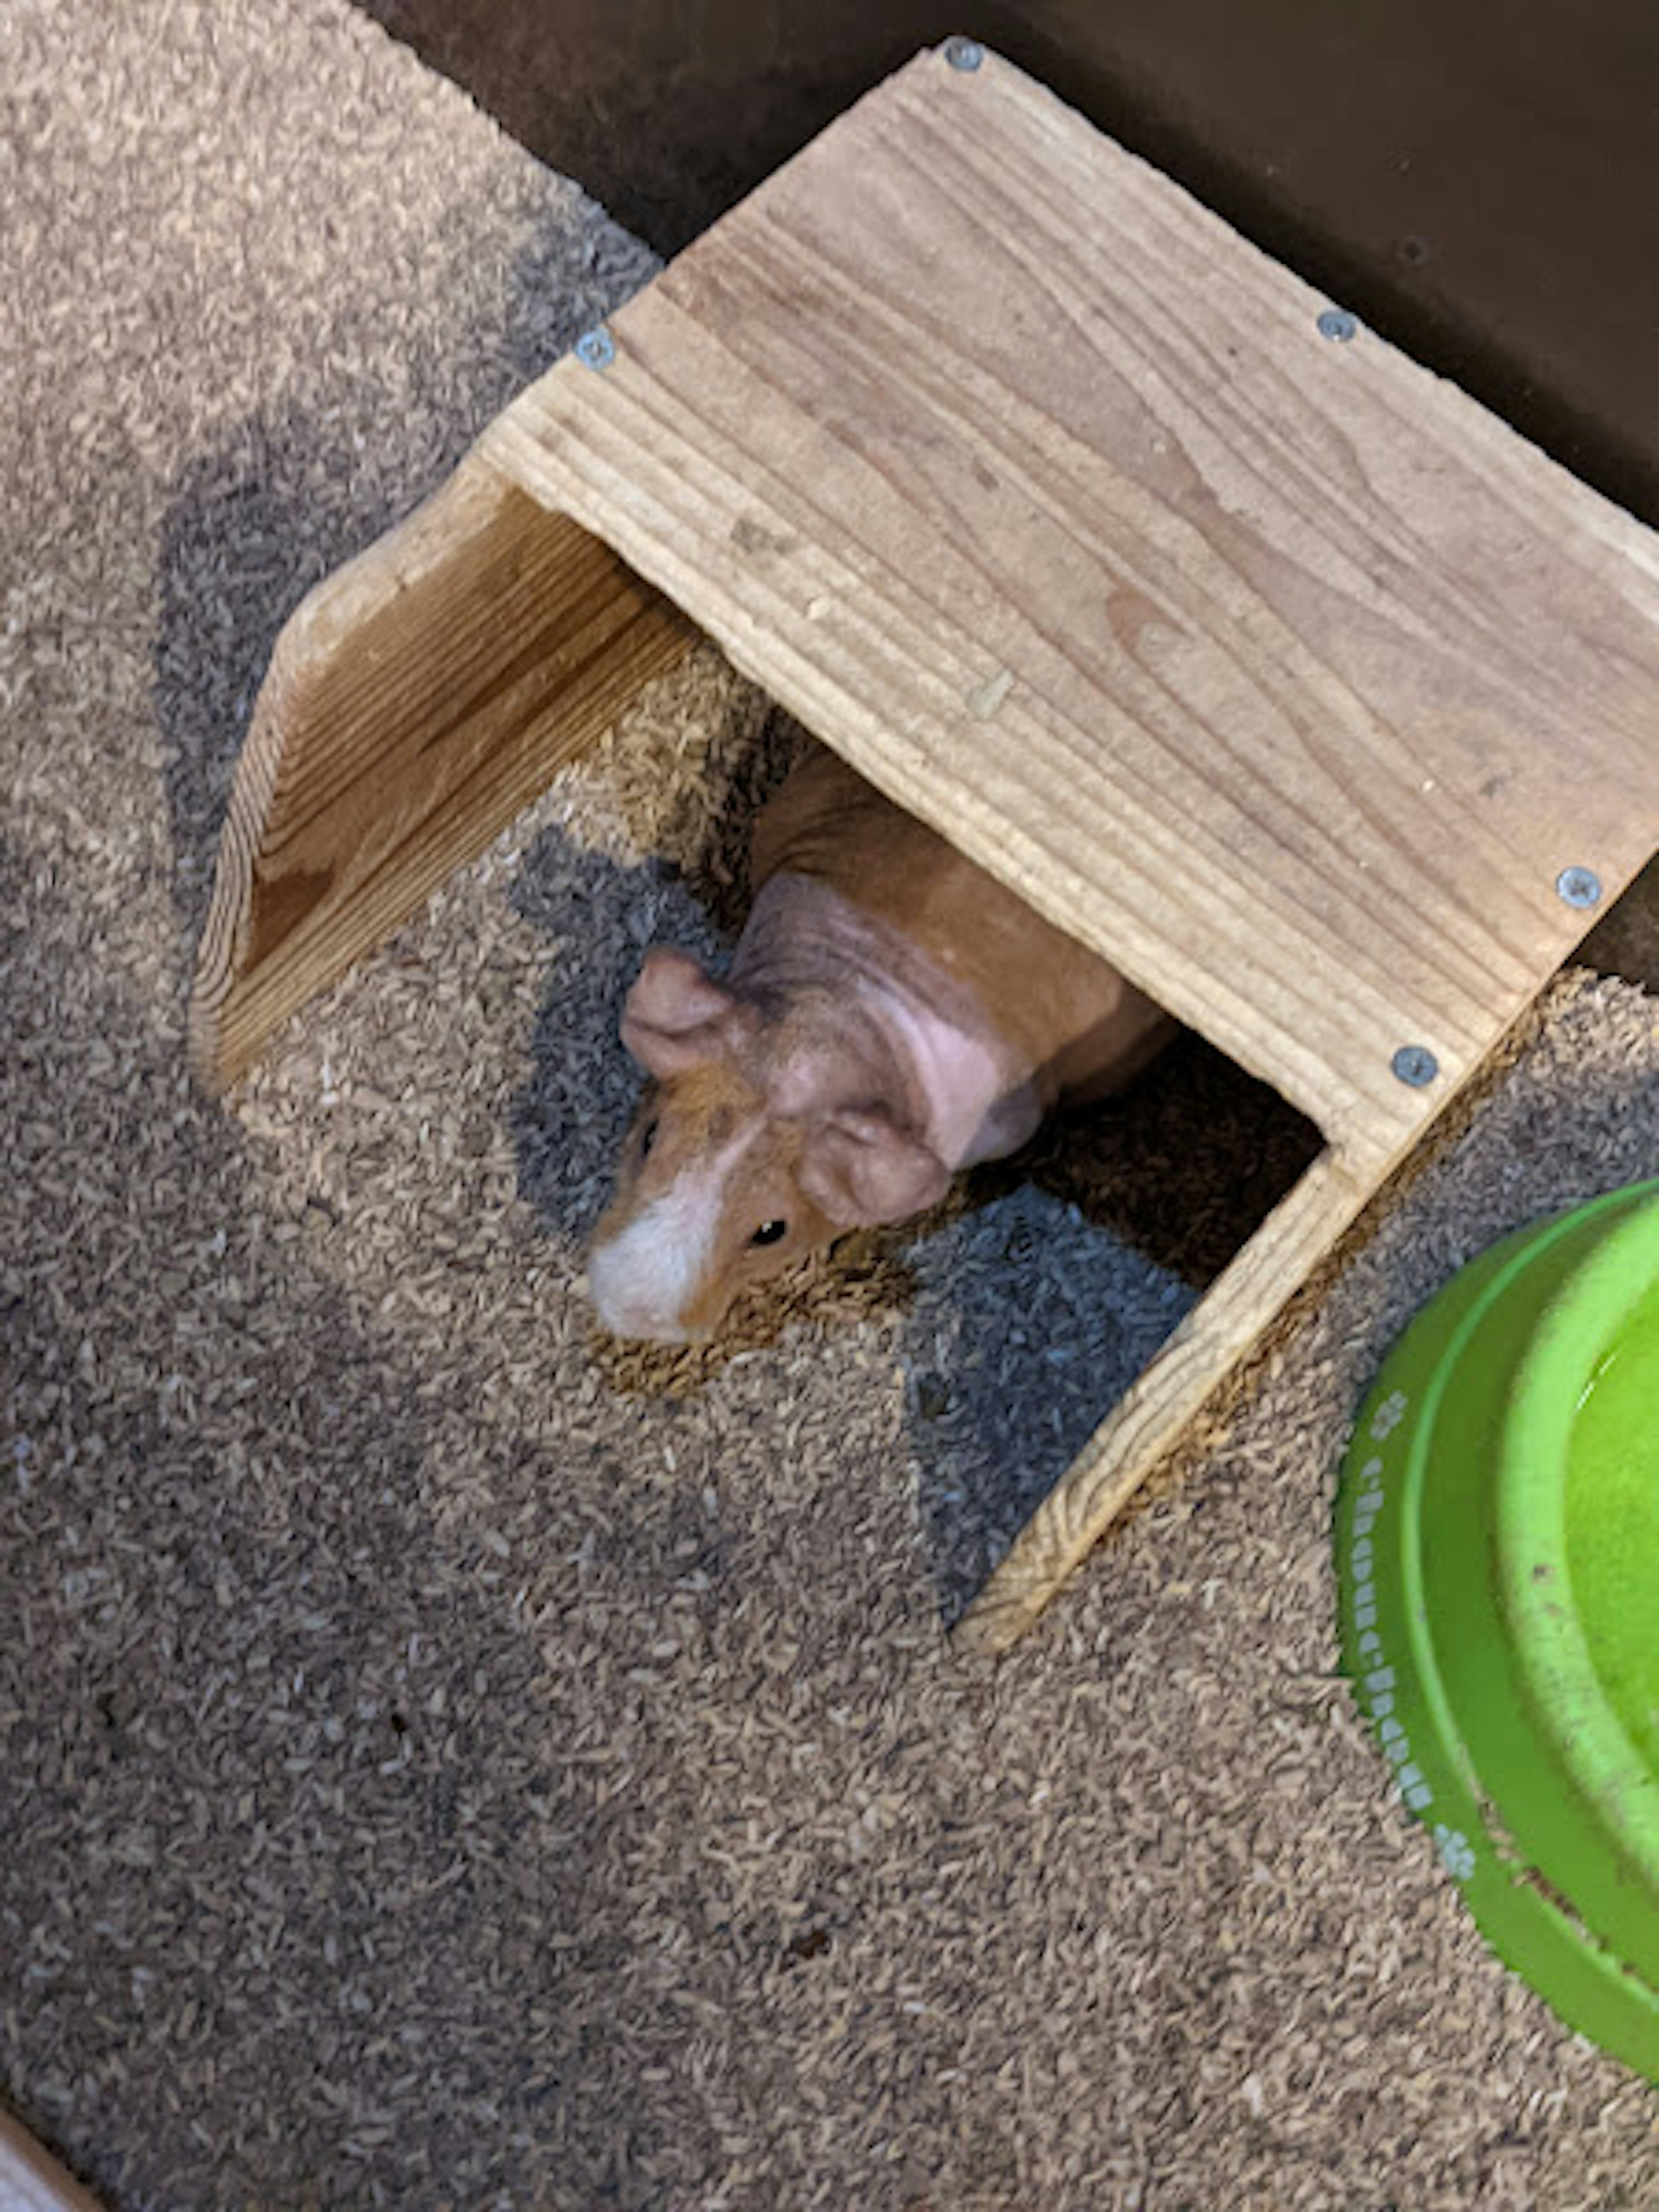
[586,748,1172,1343]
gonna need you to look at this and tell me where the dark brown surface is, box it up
[362,0,1659,525]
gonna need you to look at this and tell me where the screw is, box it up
[944,36,984,71]
[1392,1045,1439,1089]
[1555,865,1602,910]
[1317,308,1359,343]
[575,327,616,371]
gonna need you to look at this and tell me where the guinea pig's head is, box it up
[585,947,950,1344]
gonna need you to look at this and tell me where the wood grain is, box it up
[472,43,1657,1640]
[198,41,1659,1642]
[955,1147,1368,1653]
[190,458,696,1091]
[361,0,1659,520]
[483,44,1659,1173]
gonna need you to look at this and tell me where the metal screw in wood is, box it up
[1392,1045,1440,1088]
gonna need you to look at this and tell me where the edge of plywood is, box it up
[0,2113,106,2212]
[190,456,696,1091]
[953,1145,1370,1653]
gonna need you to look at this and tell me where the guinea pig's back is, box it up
[752,747,1168,1093]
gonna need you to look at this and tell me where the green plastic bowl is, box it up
[1336,1178,1659,2079]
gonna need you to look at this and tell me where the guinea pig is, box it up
[585,747,1173,1343]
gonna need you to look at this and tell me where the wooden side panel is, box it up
[482,46,1659,1170]
[954,1148,1369,1653]
[190,458,696,1091]
[0,2113,106,2212]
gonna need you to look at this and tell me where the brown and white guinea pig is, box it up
[585,747,1173,1344]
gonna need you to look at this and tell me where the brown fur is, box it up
[588,1060,839,1340]
[586,749,1174,1342]
[751,750,1172,1117]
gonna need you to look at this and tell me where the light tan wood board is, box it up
[195,42,1659,1645]
[955,1147,1373,1653]
[484,46,1659,1176]
[190,461,696,1092]
[0,2113,105,2212]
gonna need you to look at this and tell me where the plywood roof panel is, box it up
[485,48,1658,1163]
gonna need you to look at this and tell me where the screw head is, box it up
[944,35,984,71]
[575,327,616,371]
[1317,308,1359,343]
[1555,865,1602,910]
[1392,1045,1440,1089]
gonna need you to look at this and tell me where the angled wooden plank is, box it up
[481,45,1659,1173]
[0,2113,106,2212]
[195,40,1659,1644]
[190,458,696,1091]
[954,1147,1366,1654]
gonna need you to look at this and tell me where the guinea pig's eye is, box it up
[639,1118,660,1160]
[750,1219,788,1248]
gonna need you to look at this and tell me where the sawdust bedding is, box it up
[3,3,1656,2207]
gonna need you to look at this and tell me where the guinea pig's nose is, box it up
[585,1255,689,1345]
[591,1290,689,1345]
[596,1300,692,1346]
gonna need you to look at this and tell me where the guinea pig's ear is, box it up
[620,949,746,1077]
[798,1107,951,1228]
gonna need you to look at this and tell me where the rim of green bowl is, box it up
[1497,1196,1659,1887]
[1337,1181,1659,2074]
